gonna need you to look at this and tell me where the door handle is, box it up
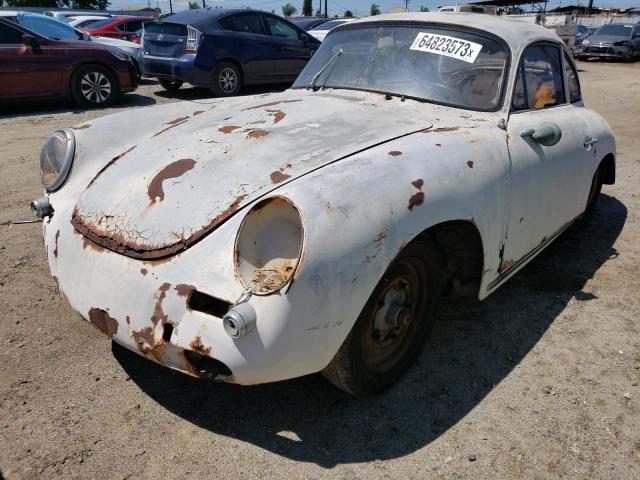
[583,137,598,149]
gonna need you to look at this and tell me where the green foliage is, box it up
[344,9,353,17]
[302,0,312,16]
[188,0,200,8]
[420,5,429,11]
[281,2,297,17]
[370,3,381,15]
[314,8,322,16]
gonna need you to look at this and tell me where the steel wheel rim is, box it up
[218,67,238,93]
[360,257,427,374]
[80,71,111,104]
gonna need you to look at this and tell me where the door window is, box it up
[234,14,266,36]
[264,15,300,40]
[563,53,581,103]
[0,22,25,44]
[123,20,143,32]
[512,44,566,111]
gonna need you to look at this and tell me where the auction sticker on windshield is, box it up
[410,32,482,63]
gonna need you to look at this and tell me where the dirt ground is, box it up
[1,62,639,480]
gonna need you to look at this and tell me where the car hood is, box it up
[71,90,435,260]
[587,34,628,44]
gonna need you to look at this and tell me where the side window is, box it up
[218,15,235,31]
[264,15,300,40]
[563,53,581,103]
[0,22,23,44]
[234,14,266,36]
[124,21,143,32]
[511,44,566,111]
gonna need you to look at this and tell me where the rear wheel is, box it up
[159,78,183,91]
[210,62,242,97]
[70,64,119,108]
[576,162,603,226]
[322,237,443,396]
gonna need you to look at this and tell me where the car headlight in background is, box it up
[234,197,304,295]
[582,39,590,46]
[110,49,130,61]
[40,128,75,191]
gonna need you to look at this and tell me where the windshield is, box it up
[595,24,633,36]
[293,24,508,111]
[18,13,82,40]
[312,20,348,30]
[85,18,115,29]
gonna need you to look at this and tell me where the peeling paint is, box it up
[175,284,195,298]
[373,231,386,247]
[72,124,92,130]
[246,129,270,139]
[467,160,474,168]
[53,230,60,258]
[150,282,171,326]
[151,119,188,138]
[88,308,119,337]
[266,109,286,123]
[166,116,190,125]
[192,110,205,116]
[243,99,302,110]
[408,178,425,211]
[219,125,241,134]
[82,237,105,253]
[189,336,212,355]
[388,151,402,157]
[270,171,291,183]
[140,268,148,276]
[411,179,424,190]
[148,158,197,204]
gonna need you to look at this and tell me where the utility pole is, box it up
[405,0,411,11]
[169,0,173,13]
[202,0,206,8]
[324,0,328,18]
[586,0,593,15]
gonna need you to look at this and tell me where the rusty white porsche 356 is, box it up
[33,13,615,396]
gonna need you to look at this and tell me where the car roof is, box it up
[346,12,561,52]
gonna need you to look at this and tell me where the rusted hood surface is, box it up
[72,90,433,259]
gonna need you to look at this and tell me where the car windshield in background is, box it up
[595,24,633,36]
[85,18,115,29]
[293,25,508,111]
[311,20,347,30]
[17,13,82,40]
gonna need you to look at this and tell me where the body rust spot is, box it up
[151,282,171,325]
[243,99,302,110]
[189,336,212,355]
[219,125,241,134]
[246,129,269,139]
[373,231,386,247]
[270,171,291,183]
[175,284,195,298]
[72,124,91,130]
[266,109,285,123]
[53,230,60,258]
[140,268,148,276]
[148,158,197,204]
[388,151,402,157]
[88,308,119,338]
[408,179,425,211]
[467,160,474,168]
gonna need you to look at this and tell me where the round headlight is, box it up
[40,129,75,191]
[582,39,590,46]
[234,197,304,295]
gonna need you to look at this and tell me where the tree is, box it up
[420,5,429,11]
[281,3,297,17]
[344,9,353,17]
[302,0,313,16]
[370,3,381,15]
[188,0,200,9]
[314,8,322,16]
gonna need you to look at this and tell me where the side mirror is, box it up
[300,33,309,44]
[520,122,562,146]
[22,33,39,47]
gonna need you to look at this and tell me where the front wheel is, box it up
[210,62,242,97]
[70,64,119,108]
[322,237,443,396]
[159,78,183,91]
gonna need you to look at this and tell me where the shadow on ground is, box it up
[115,194,626,467]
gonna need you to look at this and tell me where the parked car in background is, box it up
[308,18,353,41]
[1,12,144,80]
[0,17,138,106]
[142,9,320,96]
[83,15,154,42]
[33,13,615,396]
[576,22,640,61]
[438,4,497,14]
[46,10,112,23]
[68,15,109,30]
[291,16,330,31]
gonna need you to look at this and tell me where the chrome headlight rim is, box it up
[233,195,305,296]
[40,128,75,192]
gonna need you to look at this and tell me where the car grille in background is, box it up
[587,44,612,54]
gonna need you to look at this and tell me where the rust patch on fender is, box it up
[408,179,425,211]
[148,158,197,204]
[388,151,402,157]
[270,171,291,184]
[151,282,171,325]
[434,127,460,133]
[266,109,285,123]
[175,284,195,298]
[86,145,137,188]
[151,119,188,138]
[82,237,105,253]
[88,308,119,338]
[192,110,205,116]
[166,116,189,125]
[373,231,386,247]
[219,125,241,134]
[246,129,269,139]
[189,336,212,355]
[243,99,302,110]
[53,230,60,258]
[140,268,148,276]
[467,160,474,168]
[498,259,514,273]
[72,124,92,130]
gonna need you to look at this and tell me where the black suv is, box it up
[142,9,321,96]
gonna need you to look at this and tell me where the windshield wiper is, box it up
[308,48,343,92]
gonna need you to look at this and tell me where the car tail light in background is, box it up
[186,25,203,53]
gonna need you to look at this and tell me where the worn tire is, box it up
[159,78,183,91]
[210,61,242,97]
[70,64,119,108]
[576,162,603,227]
[322,236,444,396]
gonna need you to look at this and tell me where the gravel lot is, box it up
[1,62,639,480]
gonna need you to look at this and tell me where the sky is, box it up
[109,0,639,17]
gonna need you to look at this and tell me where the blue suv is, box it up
[142,9,320,96]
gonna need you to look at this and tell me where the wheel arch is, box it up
[599,152,615,185]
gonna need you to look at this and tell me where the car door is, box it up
[0,21,63,100]
[262,14,315,79]
[631,26,640,57]
[501,42,590,271]
[225,13,275,82]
